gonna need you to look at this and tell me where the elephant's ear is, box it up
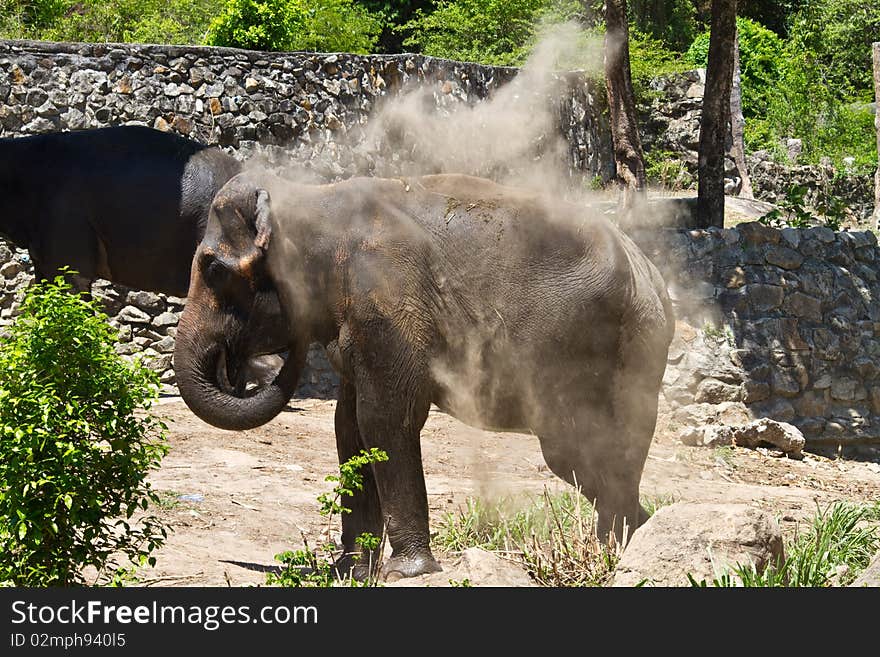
[254,189,272,251]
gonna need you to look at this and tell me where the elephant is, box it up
[173,170,675,580]
[0,125,290,385]
[0,124,241,295]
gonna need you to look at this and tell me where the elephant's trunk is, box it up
[174,302,302,431]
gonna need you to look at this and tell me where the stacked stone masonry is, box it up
[632,223,880,446]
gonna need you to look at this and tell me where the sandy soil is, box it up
[125,394,880,587]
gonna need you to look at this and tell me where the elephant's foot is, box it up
[381,552,443,582]
[333,552,378,583]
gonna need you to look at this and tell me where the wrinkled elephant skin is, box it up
[174,170,675,579]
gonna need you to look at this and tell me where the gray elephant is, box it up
[173,170,674,579]
[0,125,241,295]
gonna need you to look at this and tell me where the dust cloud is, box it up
[355,22,604,201]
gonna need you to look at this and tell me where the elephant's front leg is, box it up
[354,374,440,580]
[333,378,384,579]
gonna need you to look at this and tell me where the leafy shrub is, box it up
[206,0,384,53]
[400,0,583,66]
[787,0,880,101]
[0,276,168,586]
[267,448,388,587]
[627,28,689,84]
[644,149,694,191]
[0,0,220,45]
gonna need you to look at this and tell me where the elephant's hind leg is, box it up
[537,341,665,545]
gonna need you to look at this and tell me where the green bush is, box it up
[267,448,388,587]
[628,28,690,85]
[787,0,880,101]
[749,52,877,170]
[0,276,168,586]
[0,0,220,45]
[206,0,384,53]
[400,0,583,66]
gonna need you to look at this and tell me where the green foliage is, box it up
[317,447,388,518]
[788,0,880,101]
[268,448,388,587]
[758,183,848,230]
[206,0,384,52]
[628,0,698,51]
[686,17,785,118]
[628,28,691,84]
[690,502,880,587]
[644,149,694,191]
[0,0,220,45]
[400,0,583,66]
[0,275,168,586]
[435,489,620,586]
[266,540,336,587]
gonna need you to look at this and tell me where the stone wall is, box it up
[634,222,880,446]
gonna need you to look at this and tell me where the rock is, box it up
[678,426,705,446]
[385,547,535,587]
[674,402,751,428]
[703,425,737,447]
[765,246,803,270]
[117,305,152,324]
[749,398,796,423]
[153,335,176,353]
[850,552,880,587]
[783,292,822,322]
[127,290,163,313]
[694,378,741,403]
[611,503,784,587]
[746,284,784,311]
[0,260,22,278]
[153,311,179,328]
[171,115,192,134]
[729,418,805,457]
[742,379,771,403]
[738,222,780,245]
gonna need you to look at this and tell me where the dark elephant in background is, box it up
[0,124,288,384]
[173,170,675,579]
[0,125,240,295]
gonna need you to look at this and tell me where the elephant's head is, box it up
[174,175,302,431]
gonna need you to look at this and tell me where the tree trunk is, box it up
[729,23,753,198]
[604,0,647,215]
[873,42,879,228]
[697,0,737,228]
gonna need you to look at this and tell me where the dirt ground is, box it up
[128,394,880,587]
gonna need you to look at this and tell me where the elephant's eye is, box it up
[201,254,228,287]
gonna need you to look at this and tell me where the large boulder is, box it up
[680,418,805,457]
[611,503,784,587]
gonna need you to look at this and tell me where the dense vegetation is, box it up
[0,0,876,169]
[0,276,168,586]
